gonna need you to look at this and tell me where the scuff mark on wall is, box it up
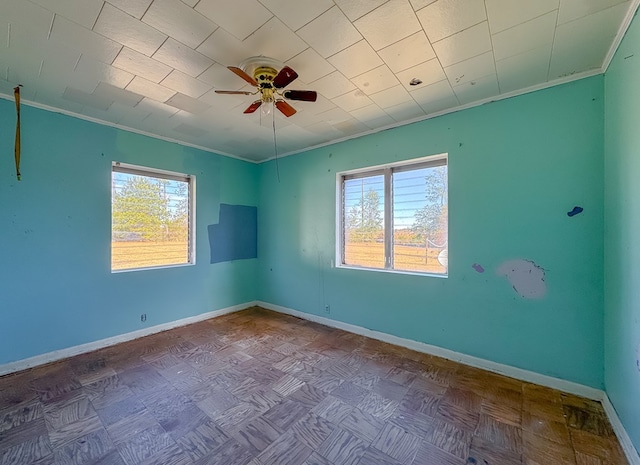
[497,259,547,299]
[637,343,640,372]
[472,263,484,273]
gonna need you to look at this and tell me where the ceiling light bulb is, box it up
[261,102,273,117]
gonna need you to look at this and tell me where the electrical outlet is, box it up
[324,305,330,314]
[140,314,147,322]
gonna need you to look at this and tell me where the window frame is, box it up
[111,161,196,273]
[336,153,448,277]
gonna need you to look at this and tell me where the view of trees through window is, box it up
[343,161,448,275]
[111,166,191,271]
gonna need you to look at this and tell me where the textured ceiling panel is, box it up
[0,0,637,162]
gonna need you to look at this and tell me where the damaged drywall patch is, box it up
[497,259,546,299]
[208,204,257,264]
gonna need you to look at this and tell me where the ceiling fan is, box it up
[214,57,317,117]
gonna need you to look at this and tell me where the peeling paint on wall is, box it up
[497,259,547,299]
[472,263,484,273]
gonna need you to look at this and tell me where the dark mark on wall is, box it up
[459,142,463,147]
[637,343,640,372]
[624,54,634,59]
[472,263,484,273]
[567,206,584,217]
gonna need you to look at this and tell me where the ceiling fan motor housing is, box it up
[254,66,278,103]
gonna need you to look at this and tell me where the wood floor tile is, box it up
[53,428,114,465]
[424,419,471,460]
[290,412,336,449]
[257,432,313,465]
[318,428,367,465]
[0,434,51,465]
[176,418,228,461]
[0,308,629,465]
[372,422,421,464]
[413,441,465,465]
[340,408,383,443]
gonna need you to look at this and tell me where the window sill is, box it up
[336,264,447,278]
[111,262,195,274]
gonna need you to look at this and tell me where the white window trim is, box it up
[111,161,196,273]
[335,153,448,278]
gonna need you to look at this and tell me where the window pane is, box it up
[393,165,447,275]
[343,175,385,268]
[112,170,190,271]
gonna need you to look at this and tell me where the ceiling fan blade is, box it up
[244,100,262,114]
[215,90,254,95]
[228,66,258,86]
[273,66,298,89]
[283,90,317,102]
[275,100,296,117]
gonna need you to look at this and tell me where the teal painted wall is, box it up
[0,102,259,365]
[604,11,640,451]
[258,77,605,388]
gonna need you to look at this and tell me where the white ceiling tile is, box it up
[443,51,495,86]
[334,0,389,21]
[310,71,357,99]
[327,40,383,79]
[112,48,173,83]
[106,0,153,19]
[432,21,492,67]
[287,48,335,83]
[173,123,208,137]
[352,65,401,95]
[419,92,459,114]
[354,0,422,50]
[74,56,135,89]
[368,84,414,108]
[242,18,309,62]
[378,31,436,73]
[333,119,370,135]
[384,99,425,121]
[396,59,446,90]
[63,87,113,111]
[165,93,211,113]
[135,97,181,116]
[418,0,486,43]
[496,46,552,93]
[298,94,337,115]
[258,0,334,31]
[410,79,456,106]
[161,70,212,98]
[332,89,373,111]
[317,106,353,123]
[350,104,396,127]
[30,0,103,29]
[50,15,122,65]
[195,0,272,40]
[93,3,167,57]
[2,0,54,41]
[152,39,213,77]
[142,0,218,49]
[485,0,559,33]
[110,101,152,126]
[297,7,363,58]
[199,89,249,110]
[549,2,629,78]
[492,11,557,61]
[196,28,253,66]
[93,82,144,106]
[452,73,499,104]
[558,0,627,24]
[197,63,250,89]
[181,0,199,6]
[409,0,437,10]
[126,76,176,102]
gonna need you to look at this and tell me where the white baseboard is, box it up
[0,301,257,377]
[257,301,603,400]
[602,394,640,465]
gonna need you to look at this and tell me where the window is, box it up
[338,154,448,276]
[111,162,195,271]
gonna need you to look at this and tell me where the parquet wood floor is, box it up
[0,307,628,465]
